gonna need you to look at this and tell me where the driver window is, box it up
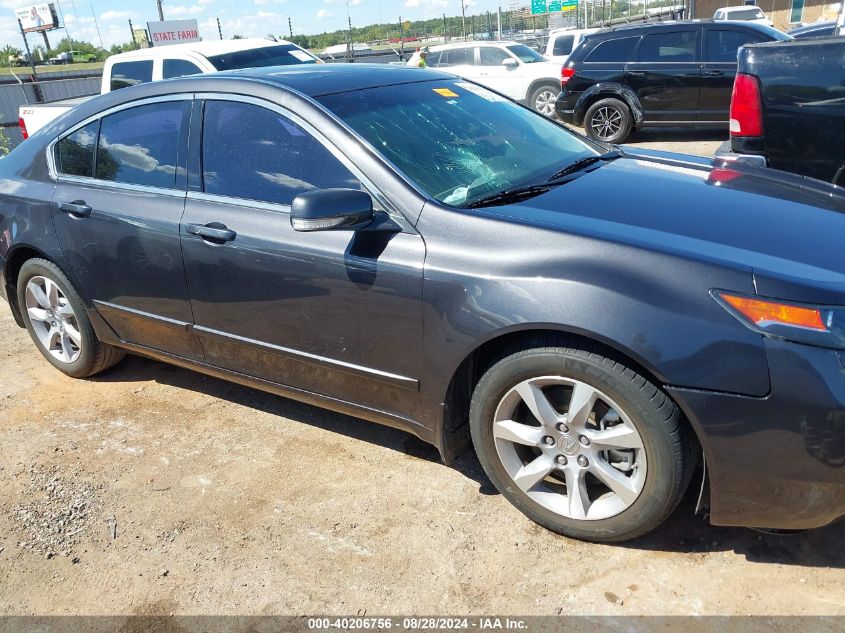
[479,47,511,66]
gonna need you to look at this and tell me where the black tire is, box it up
[469,340,694,542]
[529,83,559,118]
[584,97,632,144]
[17,258,125,378]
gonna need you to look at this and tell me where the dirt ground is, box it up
[2,133,844,618]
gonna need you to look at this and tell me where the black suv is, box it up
[554,20,791,143]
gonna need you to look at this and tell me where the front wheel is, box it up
[469,342,694,542]
[584,98,632,144]
[530,84,559,117]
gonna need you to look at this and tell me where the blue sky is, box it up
[2,0,516,49]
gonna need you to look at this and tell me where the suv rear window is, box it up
[728,8,765,19]
[207,44,318,70]
[584,36,640,62]
[553,34,575,56]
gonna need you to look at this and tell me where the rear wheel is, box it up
[17,259,124,378]
[470,342,693,542]
[584,97,632,144]
[530,84,559,117]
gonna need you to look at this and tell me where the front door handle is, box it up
[186,223,237,243]
[628,70,646,77]
[58,201,92,218]
[703,69,724,77]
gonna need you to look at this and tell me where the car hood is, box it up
[479,149,845,301]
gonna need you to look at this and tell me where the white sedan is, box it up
[406,41,563,116]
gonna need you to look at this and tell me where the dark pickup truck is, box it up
[718,37,845,186]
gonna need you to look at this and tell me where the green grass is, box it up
[0,61,104,76]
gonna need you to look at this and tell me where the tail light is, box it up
[18,116,28,140]
[561,66,576,88]
[729,73,763,137]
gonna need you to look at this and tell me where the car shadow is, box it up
[93,355,844,569]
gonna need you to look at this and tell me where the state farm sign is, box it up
[147,19,200,47]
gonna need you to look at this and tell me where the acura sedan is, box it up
[1,64,844,542]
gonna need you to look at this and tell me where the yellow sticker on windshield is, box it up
[433,88,459,97]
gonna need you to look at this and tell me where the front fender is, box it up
[574,83,643,128]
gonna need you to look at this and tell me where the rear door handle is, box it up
[58,201,92,218]
[186,223,237,243]
[703,69,724,77]
[628,70,646,77]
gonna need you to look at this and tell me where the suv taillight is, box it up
[18,116,28,140]
[729,73,763,137]
[561,66,576,88]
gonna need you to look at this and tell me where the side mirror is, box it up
[502,58,518,69]
[291,188,374,232]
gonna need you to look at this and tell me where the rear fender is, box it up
[574,83,643,128]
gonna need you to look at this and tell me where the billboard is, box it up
[133,28,150,48]
[147,19,201,46]
[15,3,59,33]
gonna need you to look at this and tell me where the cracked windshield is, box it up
[320,79,596,208]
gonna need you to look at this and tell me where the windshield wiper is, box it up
[464,184,555,209]
[546,150,623,182]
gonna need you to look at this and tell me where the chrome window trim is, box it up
[47,93,195,183]
[54,174,188,198]
[193,92,406,224]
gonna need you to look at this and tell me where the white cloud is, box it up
[316,8,333,19]
[100,10,135,22]
[405,0,448,7]
[165,4,205,17]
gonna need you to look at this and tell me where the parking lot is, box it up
[1,131,843,619]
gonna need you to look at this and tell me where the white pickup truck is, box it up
[19,37,320,139]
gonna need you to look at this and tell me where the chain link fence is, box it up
[0,70,101,150]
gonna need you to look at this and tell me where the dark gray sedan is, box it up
[2,64,845,542]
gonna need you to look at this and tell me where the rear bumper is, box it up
[668,338,845,530]
[554,91,581,125]
[715,140,767,168]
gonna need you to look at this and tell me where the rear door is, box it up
[50,96,202,360]
[625,27,701,122]
[700,26,767,122]
[438,46,478,81]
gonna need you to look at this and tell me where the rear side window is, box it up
[163,58,203,79]
[638,30,697,62]
[479,47,510,65]
[110,60,153,91]
[96,101,190,188]
[57,121,98,178]
[441,47,474,66]
[706,30,763,63]
[584,36,640,62]
[730,8,765,19]
[202,101,360,206]
[553,34,575,56]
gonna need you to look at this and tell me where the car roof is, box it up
[167,63,459,97]
[108,38,297,61]
[428,40,520,51]
[590,18,761,34]
[718,5,763,10]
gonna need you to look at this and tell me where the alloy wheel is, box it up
[24,275,83,364]
[590,106,623,141]
[534,89,558,117]
[492,376,647,521]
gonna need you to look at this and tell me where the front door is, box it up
[624,28,701,122]
[50,97,203,360]
[475,47,523,100]
[700,27,766,122]
[179,98,425,416]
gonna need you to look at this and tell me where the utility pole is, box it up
[41,31,50,52]
[443,13,447,41]
[156,0,164,21]
[90,1,104,48]
[346,0,353,61]
[497,5,502,40]
[216,17,222,39]
[398,16,404,58]
[288,17,293,39]
[128,18,137,48]
[461,0,467,40]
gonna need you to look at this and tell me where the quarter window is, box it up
[638,30,697,62]
[110,60,153,91]
[57,121,98,178]
[585,36,640,62]
[163,58,203,79]
[96,101,190,188]
[789,0,804,23]
[706,30,763,63]
[201,101,360,206]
